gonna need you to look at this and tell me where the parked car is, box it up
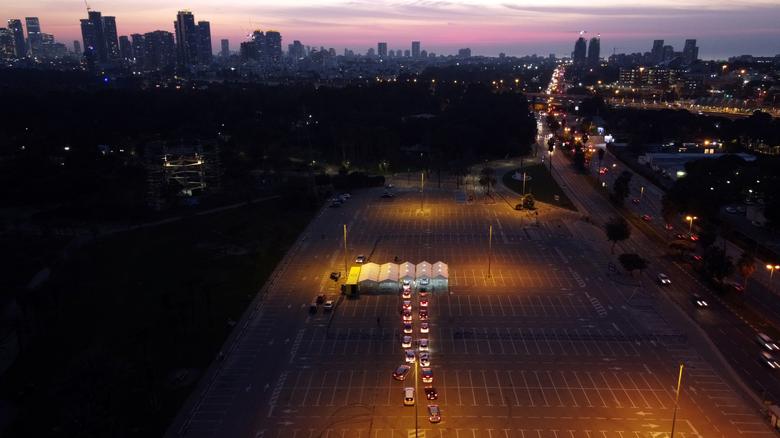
[393,364,411,381]
[323,300,334,311]
[427,404,441,423]
[329,272,341,280]
[355,255,366,263]
[657,273,671,285]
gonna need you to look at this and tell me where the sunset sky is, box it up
[5,0,780,58]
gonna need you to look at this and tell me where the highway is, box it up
[167,161,774,436]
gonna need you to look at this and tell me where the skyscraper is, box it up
[682,39,699,65]
[131,33,144,64]
[411,41,420,58]
[662,45,674,62]
[174,10,198,66]
[119,35,132,59]
[25,17,42,56]
[143,30,175,70]
[0,28,14,59]
[377,42,387,58]
[572,33,587,65]
[220,39,229,57]
[80,19,96,59]
[289,40,304,60]
[82,11,108,62]
[73,40,81,56]
[587,36,600,66]
[7,19,25,58]
[265,31,282,64]
[102,16,119,59]
[651,40,664,64]
[196,21,212,64]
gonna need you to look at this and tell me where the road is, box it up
[166,166,773,437]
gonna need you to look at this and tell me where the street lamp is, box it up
[487,224,493,278]
[670,363,685,438]
[767,264,780,281]
[420,171,425,211]
[685,215,698,235]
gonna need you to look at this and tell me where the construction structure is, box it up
[341,261,448,295]
[145,141,221,210]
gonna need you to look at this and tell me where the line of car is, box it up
[392,280,440,424]
[329,193,352,208]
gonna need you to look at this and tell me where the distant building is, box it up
[403,49,410,57]
[587,36,600,66]
[458,48,471,58]
[377,42,387,58]
[220,38,229,57]
[0,28,14,59]
[73,40,81,56]
[118,35,131,59]
[102,16,119,59]
[265,31,282,64]
[131,33,144,64]
[174,10,198,66]
[25,17,42,56]
[7,19,25,58]
[411,41,420,58]
[143,30,175,70]
[80,18,97,61]
[420,49,427,58]
[572,33,587,64]
[651,39,664,64]
[288,40,304,60]
[662,45,674,62]
[682,39,698,65]
[196,21,212,64]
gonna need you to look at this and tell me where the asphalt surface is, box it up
[167,168,774,437]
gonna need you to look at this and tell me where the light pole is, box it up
[549,150,554,172]
[414,354,419,436]
[343,224,348,275]
[420,171,425,211]
[522,172,527,196]
[768,264,780,281]
[640,186,645,202]
[685,215,697,235]
[487,224,493,278]
[670,363,685,438]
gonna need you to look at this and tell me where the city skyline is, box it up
[3,0,780,58]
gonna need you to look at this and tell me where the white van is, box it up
[403,387,415,406]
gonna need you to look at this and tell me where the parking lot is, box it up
[171,185,774,438]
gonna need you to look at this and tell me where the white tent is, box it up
[399,262,416,284]
[358,262,380,292]
[378,263,400,291]
[415,261,432,289]
[431,261,449,291]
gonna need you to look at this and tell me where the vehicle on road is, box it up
[340,193,351,199]
[427,404,441,423]
[329,272,341,281]
[728,282,745,293]
[674,233,687,240]
[419,309,429,320]
[688,234,699,241]
[405,349,416,364]
[402,300,412,311]
[725,206,737,214]
[403,323,413,334]
[692,294,708,308]
[316,294,326,304]
[657,273,671,285]
[381,192,394,198]
[402,290,412,299]
[761,352,780,369]
[402,310,412,321]
[664,223,674,230]
[402,336,412,348]
[355,255,366,263]
[599,167,608,175]
[641,214,652,221]
[393,365,411,381]
[424,386,438,400]
[419,338,429,351]
[404,387,415,406]
[420,352,430,367]
[691,255,703,263]
[420,322,429,334]
[420,297,429,307]
[632,198,640,205]
[419,278,430,286]
[757,333,779,351]
[421,367,433,383]
[323,300,334,311]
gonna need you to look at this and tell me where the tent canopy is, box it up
[432,261,449,279]
[415,261,432,280]
[379,263,400,282]
[399,262,416,281]
[358,262,380,283]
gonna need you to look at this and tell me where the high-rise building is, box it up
[572,33,587,65]
[682,39,699,65]
[662,45,674,62]
[651,39,664,64]
[265,31,282,64]
[0,28,14,59]
[119,35,131,59]
[220,39,229,57]
[25,17,42,56]
[102,16,119,59]
[73,40,81,56]
[587,36,600,66]
[403,49,410,57]
[80,19,97,59]
[174,10,198,66]
[289,40,304,60]
[420,49,427,58]
[241,30,264,61]
[457,48,471,58]
[143,30,175,70]
[7,19,25,58]
[131,33,144,64]
[196,21,212,64]
[377,42,387,58]
[411,41,420,58]
[81,11,108,62]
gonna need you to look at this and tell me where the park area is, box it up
[502,164,577,211]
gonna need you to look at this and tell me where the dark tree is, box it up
[523,194,535,210]
[604,216,631,254]
[618,253,648,276]
[703,246,734,284]
[479,167,496,196]
[610,171,633,206]
[736,252,756,290]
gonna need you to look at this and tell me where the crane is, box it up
[84,0,91,12]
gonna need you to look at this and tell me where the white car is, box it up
[419,352,431,367]
[420,322,429,334]
[657,273,671,285]
[404,387,415,406]
[402,290,412,299]
[761,352,780,369]
[405,349,416,363]
[757,333,780,351]
[403,323,413,334]
[402,300,412,311]
[419,338,429,351]
[402,310,412,322]
[402,335,412,348]
[323,300,334,311]
[355,255,366,263]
